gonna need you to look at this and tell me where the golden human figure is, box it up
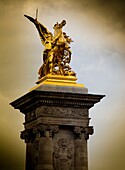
[24,10,76,79]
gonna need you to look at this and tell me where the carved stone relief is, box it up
[25,110,36,122]
[20,129,34,143]
[21,124,59,143]
[73,126,84,139]
[53,138,73,170]
[35,106,88,119]
[84,126,94,140]
[73,126,94,140]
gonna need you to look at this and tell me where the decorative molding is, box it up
[20,129,34,143]
[73,126,84,139]
[10,90,105,114]
[21,125,93,142]
[21,124,59,143]
[25,110,36,122]
[73,126,94,140]
[84,126,94,140]
[35,106,88,119]
[35,124,59,137]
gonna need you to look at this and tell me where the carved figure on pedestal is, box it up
[53,138,73,170]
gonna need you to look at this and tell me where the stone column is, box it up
[37,136,52,170]
[73,126,93,170]
[74,138,85,170]
[10,84,104,170]
[36,125,58,170]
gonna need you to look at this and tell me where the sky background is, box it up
[0,0,125,169]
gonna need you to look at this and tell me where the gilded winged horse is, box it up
[24,12,75,78]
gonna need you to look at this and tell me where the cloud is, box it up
[0,1,125,170]
[77,0,125,31]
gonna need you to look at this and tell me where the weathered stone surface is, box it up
[34,84,88,94]
[10,85,105,170]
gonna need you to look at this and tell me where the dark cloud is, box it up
[77,0,125,31]
[1,0,125,31]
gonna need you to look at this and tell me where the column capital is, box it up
[21,124,59,143]
[73,126,94,140]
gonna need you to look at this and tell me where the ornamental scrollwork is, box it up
[21,124,59,143]
[35,106,88,119]
[73,126,94,140]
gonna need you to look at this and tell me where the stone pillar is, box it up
[10,84,104,170]
[73,126,93,170]
[37,137,52,170]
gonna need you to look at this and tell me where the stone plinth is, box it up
[10,84,104,170]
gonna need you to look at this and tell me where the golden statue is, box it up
[24,10,76,79]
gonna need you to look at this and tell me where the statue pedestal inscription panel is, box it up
[10,84,104,170]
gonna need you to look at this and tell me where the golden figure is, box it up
[24,10,76,79]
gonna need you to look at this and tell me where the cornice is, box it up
[10,90,105,113]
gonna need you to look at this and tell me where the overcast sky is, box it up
[0,0,125,170]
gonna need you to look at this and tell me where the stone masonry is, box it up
[10,84,104,170]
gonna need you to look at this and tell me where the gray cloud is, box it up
[79,0,125,30]
[0,1,125,170]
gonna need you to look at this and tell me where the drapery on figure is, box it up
[24,13,76,79]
